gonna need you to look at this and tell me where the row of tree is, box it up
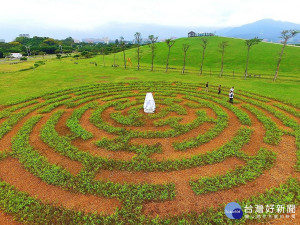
[114,30,298,82]
[0,36,137,58]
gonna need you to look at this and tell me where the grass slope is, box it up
[114,36,300,78]
[0,36,299,106]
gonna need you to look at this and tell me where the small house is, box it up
[188,31,196,37]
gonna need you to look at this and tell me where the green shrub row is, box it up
[0,100,39,119]
[103,128,252,172]
[184,101,202,109]
[38,95,76,113]
[159,178,299,224]
[110,106,145,127]
[11,114,175,202]
[0,105,38,139]
[190,148,276,194]
[1,166,296,224]
[0,95,77,139]
[273,102,300,118]
[90,100,209,139]
[95,135,162,156]
[40,110,175,198]
[173,97,228,150]
[242,104,283,145]
[66,102,97,140]
[238,97,300,171]
[197,94,252,126]
[12,115,76,187]
[0,151,10,161]
[40,107,251,172]
[238,91,270,102]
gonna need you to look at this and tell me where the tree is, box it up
[63,37,74,46]
[273,30,299,81]
[182,44,190,74]
[119,36,126,69]
[148,35,158,71]
[199,38,208,75]
[218,41,229,77]
[25,45,31,56]
[100,47,105,66]
[244,37,262,79]
[8,41,21,46]
[165,38,175,72]
[42,38,59,46]
[134,32,142,70]
[112,44,117,67]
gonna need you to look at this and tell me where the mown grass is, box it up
[0,36,299,106]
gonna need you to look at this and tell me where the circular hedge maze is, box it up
[0,81,299,224]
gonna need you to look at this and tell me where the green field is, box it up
[0,36,300,106]
[0,36,299,224]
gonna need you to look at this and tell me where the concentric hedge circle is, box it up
[0,81,299,224]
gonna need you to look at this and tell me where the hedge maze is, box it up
[0,81,299,224]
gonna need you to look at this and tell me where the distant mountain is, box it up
[217,19,300,43]
[0,22,216,42]
[1,19,299,43]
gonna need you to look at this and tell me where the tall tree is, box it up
[273,30,299,81]
[165,38,175,72]
[148,35,158,71]
[134,32,142,70]
[112,44,117,67]
[119,36,126,69]
[244,37,262,79]
[199,38,208,75]
[182,44,190,74]
[100,47,105,66]
[218,41,229,77]
[25,45,31,56]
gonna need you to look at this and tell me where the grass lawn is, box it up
[0,36,299,106]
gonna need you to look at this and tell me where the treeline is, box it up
[0,36,137,58]
[111,30,299,82]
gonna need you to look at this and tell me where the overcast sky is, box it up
[1,0,300,40]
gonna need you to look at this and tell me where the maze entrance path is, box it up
[0,81,299,224]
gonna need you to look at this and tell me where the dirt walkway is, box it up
[141,108,299,217]
[0,158,121,215]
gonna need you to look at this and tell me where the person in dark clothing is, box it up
[205,82,209,92]
[218,85,221,94]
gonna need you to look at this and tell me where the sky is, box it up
[1,0,300,41]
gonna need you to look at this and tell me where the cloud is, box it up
[1,0,300,31]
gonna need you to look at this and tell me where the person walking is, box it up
[205,82,209,92]
[229,90,234,103]
[218,85,221,94]
[230,86,234,93]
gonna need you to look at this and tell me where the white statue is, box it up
[144,92,156,113]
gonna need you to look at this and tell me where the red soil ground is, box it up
[0,92,299,224]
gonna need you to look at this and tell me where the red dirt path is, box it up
[1,92,299,223]
[0,158,121,215]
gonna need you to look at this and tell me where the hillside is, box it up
[107,36,300,79]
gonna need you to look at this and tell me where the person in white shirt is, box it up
[229,90,234,103]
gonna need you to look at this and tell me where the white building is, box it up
[10,53,23,58]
